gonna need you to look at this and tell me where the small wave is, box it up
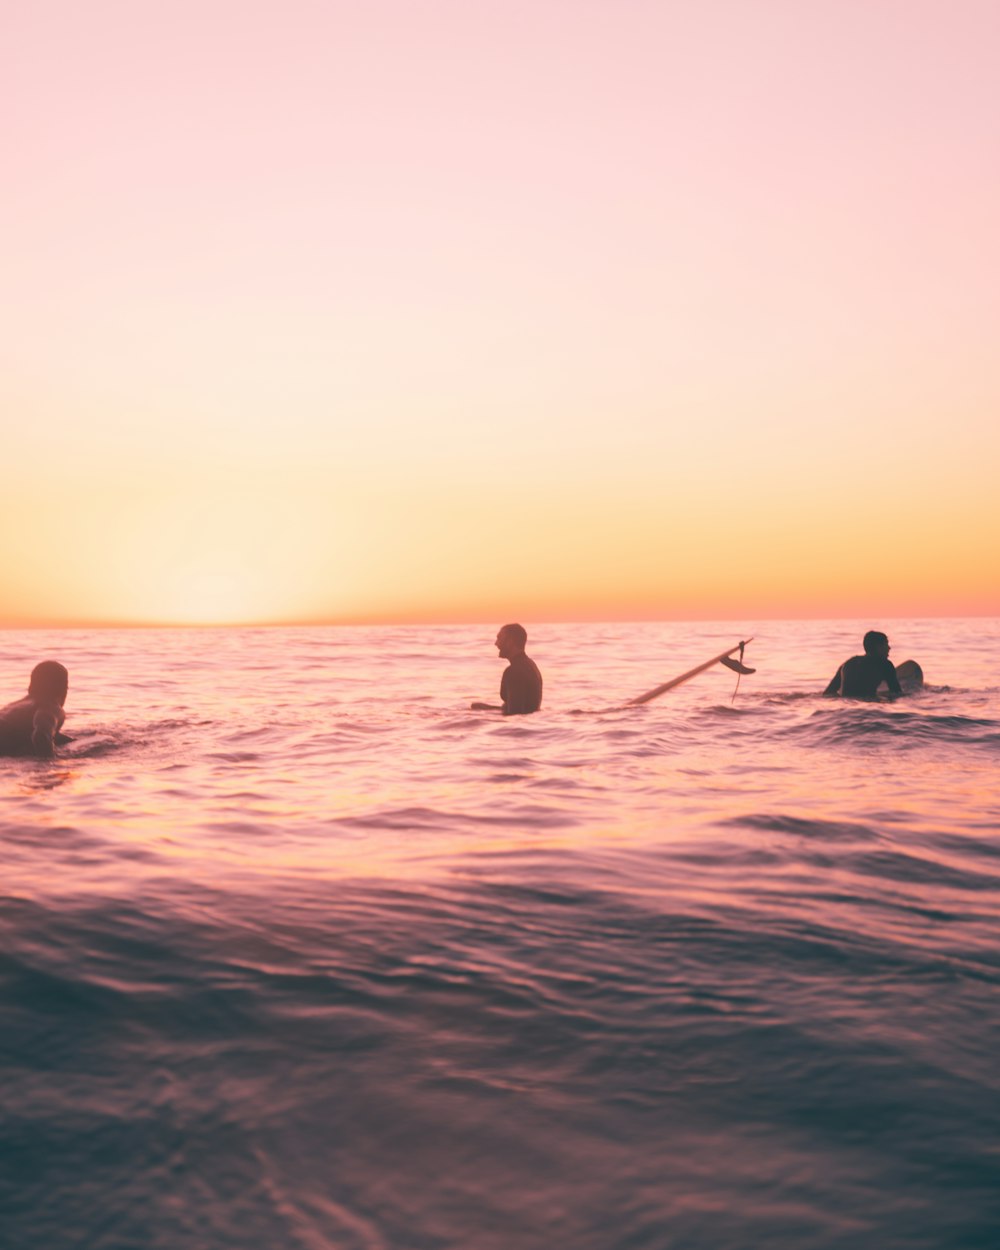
[910,829,1000,863]
[790,708,1000,748]
[57,717,209,758]
[62,735,127,759]
[849,847,1000,892]
[722,812,883,843]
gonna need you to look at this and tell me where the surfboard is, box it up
[626,641,755,706]
[881,659,923,693]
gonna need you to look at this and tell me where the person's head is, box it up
[28,660,69,705]
[862,630,890,659]
[495,623,528,659]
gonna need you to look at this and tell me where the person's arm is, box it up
[823,666,843,697]
[882,659,902,696]
[472,673,503,710]
[31,706,60,758]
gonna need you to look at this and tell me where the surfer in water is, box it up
[0,661,70,758]
[471,624,543,715]
[823,631,902,698]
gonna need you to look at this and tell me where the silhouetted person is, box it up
[0,661,70,758]
[471,623,543,715]
[824,631,901,698]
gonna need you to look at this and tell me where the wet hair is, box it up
[501,623,528,649]
[28,660,69,703]
[862,630,888,656]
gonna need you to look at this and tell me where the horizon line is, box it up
[2,609,997,631]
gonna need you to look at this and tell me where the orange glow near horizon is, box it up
[2,459,997,627]
[2,3,999,628]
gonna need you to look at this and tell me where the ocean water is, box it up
[1,618,998,1250]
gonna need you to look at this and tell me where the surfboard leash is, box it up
[731,639,747,705]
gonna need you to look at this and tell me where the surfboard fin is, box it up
[719,656,755,675]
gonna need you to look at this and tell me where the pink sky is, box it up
[2,1,998,624]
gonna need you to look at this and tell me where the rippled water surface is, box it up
[2,619,999,1249]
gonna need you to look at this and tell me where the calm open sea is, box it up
[1,618,998,1250]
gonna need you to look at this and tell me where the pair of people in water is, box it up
[489,628,921,710]
[0,626,545,758]
[491,627,921,707]
[1,627,916,759]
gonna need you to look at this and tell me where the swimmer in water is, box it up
[471,624,543,715]
[823,631,901,699]
[0,661,70,758]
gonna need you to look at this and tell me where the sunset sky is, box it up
[3,0,998,626]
